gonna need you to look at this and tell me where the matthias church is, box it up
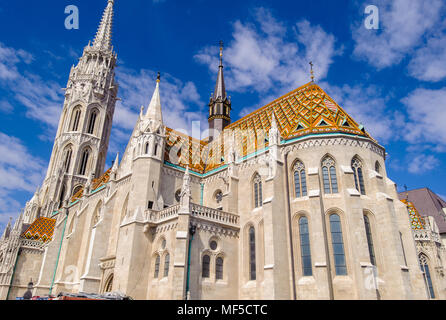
[0,0,445,300]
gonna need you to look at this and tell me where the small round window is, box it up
[210,240,218,251]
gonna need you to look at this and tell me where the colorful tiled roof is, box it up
[401,199,426,230]
[71,168,112,203]
[164,82,373,174]
[21,217,56,242]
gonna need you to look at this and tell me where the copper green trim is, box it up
[6,248,20,300]
[49,213,68,296]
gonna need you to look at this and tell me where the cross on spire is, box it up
[219,40,224,66]
[309,61,315,82]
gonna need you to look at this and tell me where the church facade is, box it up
[0,0,445,300]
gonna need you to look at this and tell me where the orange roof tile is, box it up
[21,217,56,242]
[164,82,373,174]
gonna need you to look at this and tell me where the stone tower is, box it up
[24,0,118,222]
[208,43,231,142]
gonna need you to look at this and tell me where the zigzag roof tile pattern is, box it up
[164,82,373,174]
[401,199,426,230]
[21,217,56,243]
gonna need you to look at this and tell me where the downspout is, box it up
[185,224,196,300]
[49,209,69,296]
[6,248,21,300]
[283,150,297,300]
[317,171,334,300]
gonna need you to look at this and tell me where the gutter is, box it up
[49,209,69,296]
[185,224,196,300]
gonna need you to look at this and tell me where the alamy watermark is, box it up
[364,5,379,30]
[65,5,79,30]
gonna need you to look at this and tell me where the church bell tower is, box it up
[208,42,231,142]
[24,0,118,221]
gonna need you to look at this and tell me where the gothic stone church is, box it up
[1,0,445,300]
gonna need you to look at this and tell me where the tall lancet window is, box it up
[87,110,98,135]
[352,157,366,195]
[79,149,90,176]
[249,227,256,280]
[363,215,376,266]
[63,147,73,173]
[154,255,160,278]
[253,174,263,208]
[202,255,210,278]
[322,156,338,194]
[299,217,312,276]
[293,161,307,198]
[419,254,435,299]
[163,253,170,277]
[329,214,347,275]
[70,108,81,132]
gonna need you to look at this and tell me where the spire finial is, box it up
[157,71,161,83]
[404,184,409,201]
[219,40,224,66]
[309,61,315,82]
[92,0,115,51]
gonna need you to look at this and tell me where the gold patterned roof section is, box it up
[70,168,112,203]
[21,217,56,243]
[164,127,207,172]
[401,199,426,230]
[164,82,373,174]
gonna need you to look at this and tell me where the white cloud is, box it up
[352,0,444,69]
[321,82,397,142]
[0,132,46,232]
[408,154,439,174]
[401,87,446,148]
[408,33,446,82]
[195,8,341,114]
[0,42,64,137]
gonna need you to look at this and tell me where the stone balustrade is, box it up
[144,203,240,229]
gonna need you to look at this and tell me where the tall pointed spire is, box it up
[93,0,115,51]
[213,41,227,101]
[145,72,163,123]
[208,41,231,142]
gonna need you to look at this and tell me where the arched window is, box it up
[299,217,312,276]
[253,174,263,208]
[216,257,224,280]
[322,156,338,194]
[419,254,435,299]
[163,253,170,277]
[154,144,158,157]
[72,185,82,197]
[293,161,307,198]
[63,147,73,173]
[58,185,66,209]
[145,142,150,154]
[352,157,366,195]
[70,108,82,132]
[87,110,98,135]
[329,214,347,275]
[104,275,113,293]
[202,255,210,278]
[249,227,256,280]
[375,161,381,174]
[78,149,90,176]
[363,215,376,266]
[154,255,160,278]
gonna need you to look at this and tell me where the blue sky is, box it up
[1,0,446,233]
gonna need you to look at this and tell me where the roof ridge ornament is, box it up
[309,61,315,82]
